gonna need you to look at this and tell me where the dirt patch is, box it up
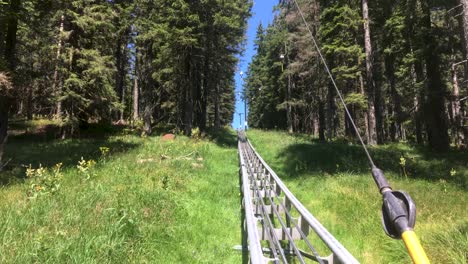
[161,134,176,141]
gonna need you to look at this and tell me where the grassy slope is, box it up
[247,129,467,264]
[0,122,242,263]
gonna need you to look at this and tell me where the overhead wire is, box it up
[290,0,376,168]
[288,1,430,263]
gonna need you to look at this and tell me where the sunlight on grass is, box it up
[0,128,242,263]
[247,129,467,264]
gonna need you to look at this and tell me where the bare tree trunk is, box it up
[132,49,140,122]
[386,54,401,141]
[185,61,194,136]
[132,75,139,121]
[118,46,124,123]
[115,32,129,122]
[421,1,449,151]
[0,97,8,172]
[286,73,293,133]
[214,84,221,129]
[143,105,152,135]
[358,56,370,143]
[318,101,325,141]
[312,109,319,136]
[362,0,377,145]
[1,0,20,170]
[412,62,425,144]
[460,0,468,144]
[53,15,65,119]
[120,83,125,122]
[451,63,464,146]
[286,44,293,133]
[326,80,336,140]
[60,49,75,139]
[27,84,33,120]
[461,0,468,59]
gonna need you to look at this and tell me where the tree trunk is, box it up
[214,84,221,129]
[326,80,336,140]
[4,0,19,71]
[184,54,194,136]
[451,62,464,146]
[194,60,203,129]
[460,0,468,145]
[413,62,424,144]
[461,0,468,60]
[133,75,139,121]
[26,84,33,120]
[362,0,377,145]
[318,101,325,141]
[120,81,125,122]
[386,54,401,141]
[143,105,152,135]
[358,56,369,143]
[286,48,293,133]
[0,97,9,171]
[200,60,209,131]
[115,31,128,122]
[53,15,65,119]
[421,1,450,151]
[1,0,20,170]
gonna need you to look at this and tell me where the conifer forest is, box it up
[0,0,467,263]
[246,0,467,151]
[0,0,250,166]
[1,0,468,162]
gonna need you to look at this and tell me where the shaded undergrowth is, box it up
[247,129,467,264]
[2,120,140,185]
[250,129,467,188]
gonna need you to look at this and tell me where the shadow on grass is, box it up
[205,127,238,148]
[277,141,468,188]
[1,123,141,186]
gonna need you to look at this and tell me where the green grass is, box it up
[1,122,466,263]
[0,122,242,263]
[247,129,467,263]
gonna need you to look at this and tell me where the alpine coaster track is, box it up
[238,131,359,264]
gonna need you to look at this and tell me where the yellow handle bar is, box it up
[402,231,430,264]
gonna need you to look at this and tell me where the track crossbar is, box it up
[238,131,359,264]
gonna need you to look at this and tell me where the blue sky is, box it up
[231,1,276,129]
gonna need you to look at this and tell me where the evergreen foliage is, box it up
[0,0,251,136]
[245,0,468,150]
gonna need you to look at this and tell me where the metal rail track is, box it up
[238,131,359,264]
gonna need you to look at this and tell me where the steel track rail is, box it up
[239,133,266,264]
[238,131,359,264]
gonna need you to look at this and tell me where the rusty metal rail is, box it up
[238,131,359,264]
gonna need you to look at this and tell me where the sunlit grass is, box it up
[247,129,467,264]
[0,124,242,263]
[1,123,465,263]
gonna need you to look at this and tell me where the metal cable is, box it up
[291,0,376,168]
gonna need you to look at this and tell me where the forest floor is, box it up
[247,129,467,264]
[0,121,466,263]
